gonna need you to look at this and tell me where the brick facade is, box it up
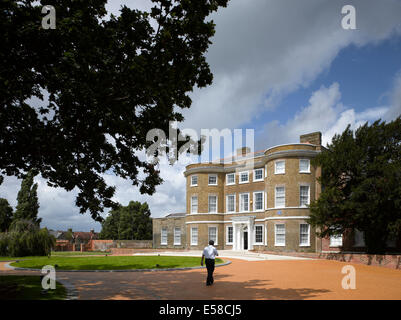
[152,213,187,249]
[152,131,400,254]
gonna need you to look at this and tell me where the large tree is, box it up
[308,117,401,254]
[0,198,13,232]
[13,171,42,225]
[100,201,152,240]
[0,0,228,221]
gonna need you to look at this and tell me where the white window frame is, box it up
[275,224,286,247]
[190,195,198,213]
[208,194,218,213]
[275,186,285,208]
[239,192,250,212]
[299,159,311,173]
[299,223,310,246]
[253,168,264,182]
[239,171,249,184]
[265,191,268,209]
[174,227,181,245]
[265,225,268,245]
[226,194,236,213]
[190,227,198,246]
[190,175,198,187]
[208,174,218,186]
[299,184,310,207]
[161,227,168,245]
[208,226,218,245]
[253,191,264,212]
[330,234,343,247]
[274,160,285,174]
[265,165,267,177]
[226,173,235,185]
[226,226,233,245]
[254,225,264,244]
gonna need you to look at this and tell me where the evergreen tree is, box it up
[0,198,13,232]
[14,171,41,225]
[309,117,401,254]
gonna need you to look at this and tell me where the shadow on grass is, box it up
[0,275,67,300]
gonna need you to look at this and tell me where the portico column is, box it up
[233,223,237,250]
[236,224,241,251]
[249,219,254,251]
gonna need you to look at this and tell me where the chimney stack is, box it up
[236,147,251,157]
[300,132,322,146]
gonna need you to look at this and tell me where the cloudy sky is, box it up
[1,0,401,232]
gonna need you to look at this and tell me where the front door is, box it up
[243,232,248,250]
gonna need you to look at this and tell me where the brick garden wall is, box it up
[321,252,401,269]
[89,240,114,251]
[114,240,152,249]
[54,240,74,251]
[90,240,152,251]
[54,239,152,252]
[254,249,401,269]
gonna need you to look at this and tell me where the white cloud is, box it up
[257,78,401,149]
[181,0,401,131]
[0,175,102,232]
[2,0,401,231]
[0,159,188,232]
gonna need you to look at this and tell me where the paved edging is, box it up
[57,279,79,300]
[5,260,231,272]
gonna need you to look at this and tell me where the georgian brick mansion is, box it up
[152,132,373,253]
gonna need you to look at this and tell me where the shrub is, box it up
[0,219,56,257]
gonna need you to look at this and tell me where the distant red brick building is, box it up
[53,229,99,251]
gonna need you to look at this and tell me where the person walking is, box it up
[201,240,219,286]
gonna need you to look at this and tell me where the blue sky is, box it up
[206,35,401,158]
[1,0,401,232]
[253,38,401,130]
[270,38,401,125]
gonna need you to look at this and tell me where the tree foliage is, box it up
[308,117,401,254]
[0,0,228,221]
[100,201,152,240]
[0,198,13,232]
[13,171,41,225]
[0,219,55,257]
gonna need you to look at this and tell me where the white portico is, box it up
[231,216,256,251]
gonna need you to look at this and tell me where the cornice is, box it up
[183,149,320,176]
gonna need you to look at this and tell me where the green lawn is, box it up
[10,256,224,271]
[0,275,67,300]
[51,251,110,256]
